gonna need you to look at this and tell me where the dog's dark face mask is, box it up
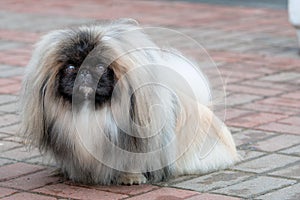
[56,31,115,107]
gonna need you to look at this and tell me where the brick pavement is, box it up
[0,0,299,199]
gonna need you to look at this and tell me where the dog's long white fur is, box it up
[20,19,239,184]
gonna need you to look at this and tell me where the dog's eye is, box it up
[96,64,105,72]
[65,65,76,73]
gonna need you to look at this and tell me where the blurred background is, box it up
[170,0,287,9]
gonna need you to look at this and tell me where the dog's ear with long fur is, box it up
[19,31,65,149]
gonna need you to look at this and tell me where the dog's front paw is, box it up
[118,173,147,185]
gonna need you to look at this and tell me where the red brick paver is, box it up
[1,192,57,200]
[0,187,17,198]
[34,184,128,200]
[0,170,60,190]
[0,163,44,181]
[125,187,200,200]
[93,184,159,196]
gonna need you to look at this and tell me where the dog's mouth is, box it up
[79,85,95,98]
[73,83,96,101]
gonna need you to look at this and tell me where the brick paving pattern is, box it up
[0,0,299,199]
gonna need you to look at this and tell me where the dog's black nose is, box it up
[79,69,92,78]
[78,69,94,86]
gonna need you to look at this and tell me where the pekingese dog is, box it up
[19,19,238,185]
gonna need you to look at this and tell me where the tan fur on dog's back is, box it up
[174,91,238,175]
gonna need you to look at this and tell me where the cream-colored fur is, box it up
[19,19,238,185]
